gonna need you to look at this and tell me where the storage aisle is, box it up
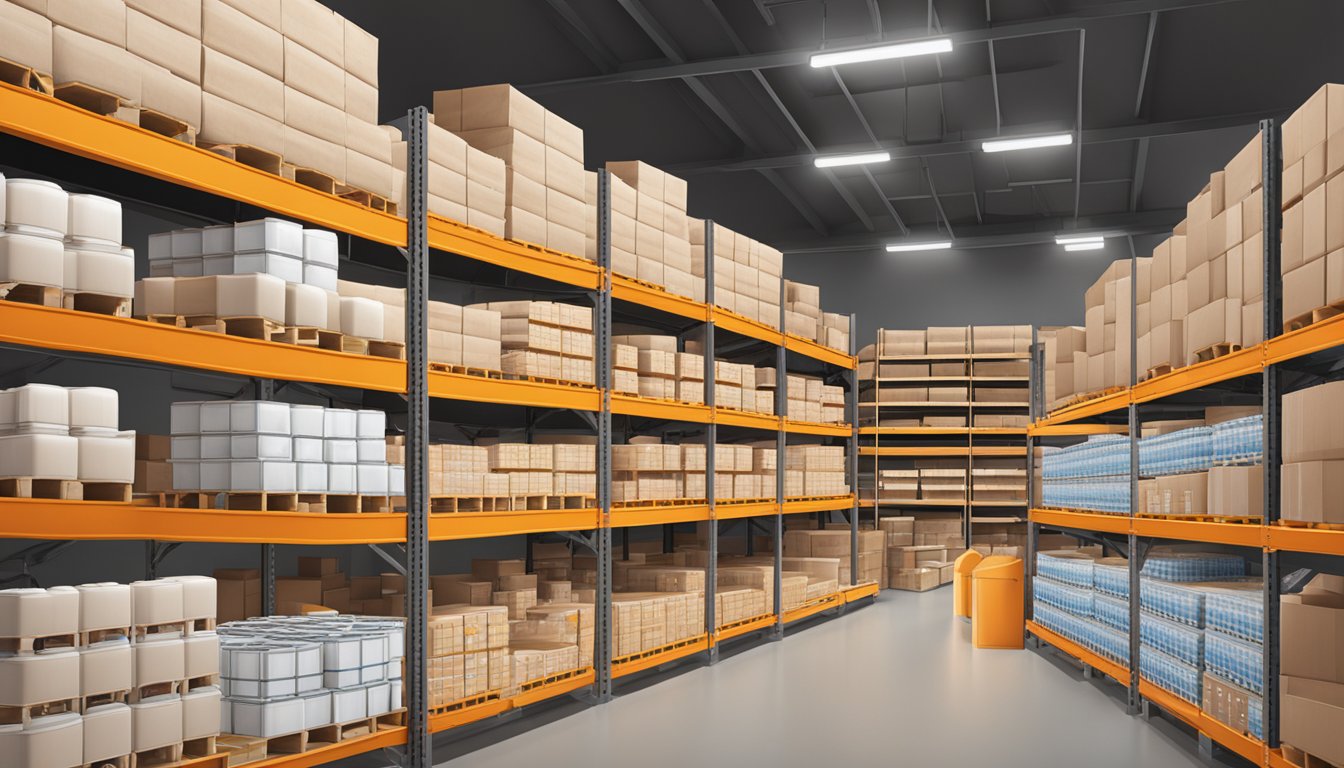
[441,592,1208,768]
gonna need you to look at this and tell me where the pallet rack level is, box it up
[0,84,868,768]
[1026,118,1344,768]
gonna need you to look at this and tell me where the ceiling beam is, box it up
[669,109,1286,173]
[778,208,1184,253]
[1135,12,1159,117]
[524,0,1254,93]
[539,0,618,72]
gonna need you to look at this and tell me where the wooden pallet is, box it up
[244,709,406,756]
[1278,519,1344,531]
[515,667,589,693]
[335,183,398,216]
[0,696,78,726]
[82,482,134,503]
[182,736,217,760]
[341,335,405,360]
[427,692,501,716]
[612,634,703,666]
[0,477,83,500]
[1285,303,1344,333]
[428,363,505,379]
[205,317,286,342]
[84,754,131,768]
[0,281,62,308]
[222,492,299,512]
[80,626,132,646]
[612,497,703,508]
[201,144,283,176]
[214,735,267,767]
[1192,342,1242,364]
[1134,513,1263,524]
[295,493,394,514]
[1144,363,1173,381]
[138,108,198,145]
[0,631,78,654]
[1281,744,1341,768]
[129,742,183,768]
[280,163,337,195]
[0,56,52,94]
[80,689,129,713]
[269,326,344,351]
[128,680,186,704]
[54,82,137,124]
[62,290,132,317]
[429,495,512,513]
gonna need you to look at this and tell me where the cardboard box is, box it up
[1284,381,1344,463]
[203,0,283,80]
[127,8,201,84]
[1281,460,1344,523]
[214,569,260,623]
[200,93,284,153]
[1207,465,1263,518]
[1281,676,1344,766]
[1184,299,1240,364]
[1282,590,1344,685]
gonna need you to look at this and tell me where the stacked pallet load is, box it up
[167,401,405,501]
[468,300,594,385]
[603,161,700,300]
[784,445,849,497]
[610,334,710,405]
[1280,84,1344,335]
[1,177,135,313]
[785,528,884,586]
[0,384,134,500]
[0,577,222,768]
[1039,326,1085,411]
[1282,380,1344,525]
[394,117,507,235]
[783,280,851,352]
[782,372,847,424]
[690,221,783,330]
[217,613,405,742]
[433,84,586,258]
[610,440,777,503]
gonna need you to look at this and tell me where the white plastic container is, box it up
[230,401,291,435]
[289,405,324,437]
[164,575,216,621]
[233,251,303,284]
[65,194,121,248]
[170,436,201,460]
[133,636,185,687]
[0,434,79,479]
[226,676,295,699]
[172,256,205,277]
[355,410,385,439]
[201,253,233,276]
[388,464,406,495]
[0,712,84,768]
[198,460,229,491]
[12,384,70,431]
[359,634,387,667]
[215,272,286,323]
[0,587,80,637]
[75,582,131,632]
[356,463,388,495]
[234,218,303,258]
[0,389,14,432]
[365,681,391,717]
[339,296,383,339]
[130,694,184,751]
[299,690,331,730]
[292,437,324,463]
[66,387,119,431]
[330,687,366,723]
[169,402,201,435]
[220,699,232,734]
[285,282,328,327]
[130,579,184,626]
[149,260,173,277]
[301,229,338,267]
[170,229,203,258]
[64,248,134,297]
[147,232,172,262]
[181,632,220,678]
[79,639,132,696]
[198,402,233,433]
[227,644,296,680]
[229,460,297,492]
[170,460,201,491]
[76,430,135,483]
[181,686,222,740]
[0,232,63,287]
[356,439,384,464]
[359,663,385,684]
[327,464,357,494]
[296,462,327,493]
[231,433,293,460]
[390,680,403,710]
[296,673,322,693]
[323,409,356,439]
[230,697,303,738]
[322,635,362,671]
[5,178,68,238]
[199,435,230,460]
[0,651,80,706]
[323,668,361,689]
[200,224,234,256]
[323,439,357,464]
[305,263,338,293]
[82,702,131,764]
[295,643,322,676]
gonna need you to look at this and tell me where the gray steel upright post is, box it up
[595,170,614,701]
[848,312,858,585]
[404,106,431,768]
[703,221,718,660]
[1126,245,1141,716]
[772,282,786,636]
[1259,117,1283,750]
[254,377,277,615]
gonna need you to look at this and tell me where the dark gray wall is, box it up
[784,234,1165,343]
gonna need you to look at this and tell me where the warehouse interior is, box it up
[0,1,1342,768]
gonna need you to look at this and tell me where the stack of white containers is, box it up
[217,616,403,738]
[0,174,135,302]
[0,384,133,489]
[168,401,405,496]
[0,576,221,768]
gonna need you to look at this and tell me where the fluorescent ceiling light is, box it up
[810,38,953,68]
[982,133,1074,153]
[814,151,891,169]
[1055,235,1104,246]
[886,241,952,253]
[1064,241,1105,252]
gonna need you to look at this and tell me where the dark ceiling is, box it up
[321,0,1344,254]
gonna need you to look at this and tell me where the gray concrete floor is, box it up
[439,589,1213,767]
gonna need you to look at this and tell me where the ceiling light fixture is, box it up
[813,151,891,169]
[1055,235,1105,246]
[810,38,953,69]
[886,241,952,253]
[1064,241,1106,252]
[982,133,1074,153]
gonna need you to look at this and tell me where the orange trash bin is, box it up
[971,556,1024,649]
[953,549,984,619]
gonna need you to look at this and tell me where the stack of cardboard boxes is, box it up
[783,445,849,497]
[783,280,851,352]
[425,441,595,499]
[394,121,507,236]
[783,373,846,423]
[1279,574,1344,766]
[602,161,698,299]
[1280,84,1344,334]
[433,84,586,258]
[470,300,594,384]
[425,604,509,706]
[690,221,783,330]
[1282,380,1344,524]
[610,442,778,503]
[785,528,884,587]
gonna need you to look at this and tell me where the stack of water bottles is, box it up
[1040,435,1131,513]
[1033,549,1130,666]
[1138,415,1263,476]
